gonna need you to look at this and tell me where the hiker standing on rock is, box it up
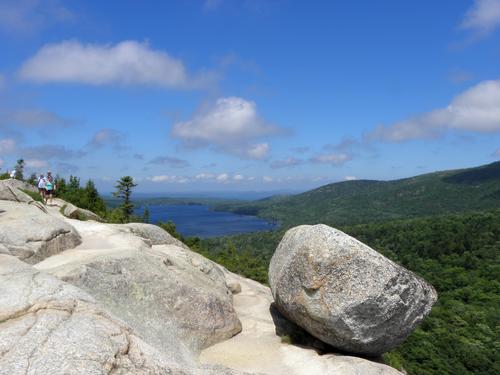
[44,171,56,205]
[37,174,46,201]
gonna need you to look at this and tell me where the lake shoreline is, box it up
[134,203,278,238]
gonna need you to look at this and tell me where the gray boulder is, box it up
[0,254,192,375]
[0,178,38,203]
[269,224,437,356]
[63,201,103,221]
[35,243,242,354]
[0,200,81,264]
[116,222,190,249]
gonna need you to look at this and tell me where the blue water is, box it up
[136,204,277,238]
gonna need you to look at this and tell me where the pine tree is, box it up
[15,159,25,180]
[84,179,106,214]
[113,176,137,223]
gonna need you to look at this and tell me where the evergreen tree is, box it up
[113,176,137,222]
[15,159,25,180]
[55,176,67,196]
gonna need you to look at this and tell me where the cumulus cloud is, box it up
[172,97,285,159]
[270,157,302,169]
[0,138,16,154]
[148,156,190,168]
[367,79,500,142]
[310,152,351,166]
[216,173,230,182]
[461,0,500,37]
[147,175,189,183]
[195,173,215,180]
[233,174,244,181]
[19,40,211,89]
[344,176,357,181]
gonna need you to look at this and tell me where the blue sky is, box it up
[1,0,499,193]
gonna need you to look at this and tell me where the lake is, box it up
[135,204,277,238]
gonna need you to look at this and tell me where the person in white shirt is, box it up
[37,174,46,201]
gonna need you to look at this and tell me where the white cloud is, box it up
[25,159,48,169]
[493,148,500,157]
[270,157,302,169]
[216,173,229,182]
[195,173,215,180]
[367,79,500,142]
[233,174,244,181]
[310,152,351,166]
[461,0,500,37]
[19,40,210,89]
[0,138,16,154]
[262,176,273,182]
[147,175,188,183]
[344,176,357,181]
[171,97,285,159]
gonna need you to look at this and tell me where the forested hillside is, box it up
[214,161,500,227]
[197,209,500,375]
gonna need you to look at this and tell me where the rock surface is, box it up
[201,269,403,375]
[35,222,242,353]
[269,224,437,356]
[52,198,104,222]
[0,200,82,264]
[116,222,190,249]
[0,254,193,375]
[0,178,38,203]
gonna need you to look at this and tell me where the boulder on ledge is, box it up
[269,224,437,356]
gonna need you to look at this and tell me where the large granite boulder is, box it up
[269,224,437,356]
[0,254,192,375]
[0,200,81,264]
[35,243,242,354]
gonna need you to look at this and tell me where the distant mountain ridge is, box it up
[214,161,500,227]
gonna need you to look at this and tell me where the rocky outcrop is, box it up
[201,268,403,375]
[116,222,190,249]
[0,254,193,375]
[35,242,242,354]
[0,178,38,203]
[269,224,437,356]
[0,200,82,264]
[59,200,104,222]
